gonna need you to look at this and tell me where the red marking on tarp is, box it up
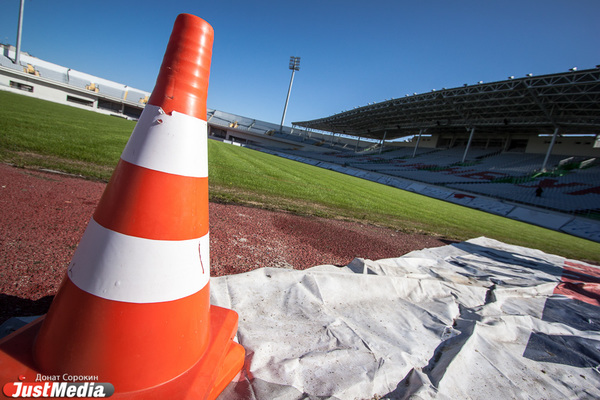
[554,260,600,307]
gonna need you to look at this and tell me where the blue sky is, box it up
[1,0,598,125]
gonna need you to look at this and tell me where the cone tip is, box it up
[148,13,214,120]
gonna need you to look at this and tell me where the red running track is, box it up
[0,163,447,324]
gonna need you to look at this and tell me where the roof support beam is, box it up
[412,128,426,158]
[379,130,387,154]
[541,126,560,172]
[461,126,476,163]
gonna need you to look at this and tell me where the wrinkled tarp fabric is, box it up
[212,237,600,399]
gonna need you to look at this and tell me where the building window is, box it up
[10,81,33,92]
[67,95,93,107]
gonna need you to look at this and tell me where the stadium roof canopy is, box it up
[293,67,600,141]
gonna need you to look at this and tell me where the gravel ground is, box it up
[0,163,447,325]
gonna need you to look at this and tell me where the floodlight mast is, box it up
[279,56,300,133]
[14,0,25,65]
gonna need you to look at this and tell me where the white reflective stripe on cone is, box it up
[68,219,210,303]
[121,104,208,178]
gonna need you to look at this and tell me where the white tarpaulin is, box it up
[213,237,600,399]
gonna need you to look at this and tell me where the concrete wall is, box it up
[0,67,97,108]
[390,135,437,149]
[526,135,599,157]
[392,132,600,160]
[209,124,343,153]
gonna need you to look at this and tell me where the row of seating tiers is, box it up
[281,145,599,216]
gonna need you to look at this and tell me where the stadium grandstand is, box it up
[0,43,350,151]
[291,67,600,223]
[1,42,599,240]
[0,44,150,119]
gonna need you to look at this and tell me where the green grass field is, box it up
[1,90,599,263]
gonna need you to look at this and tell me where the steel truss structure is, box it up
[293,67,600,141]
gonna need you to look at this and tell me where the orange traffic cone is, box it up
[0,13,244,399]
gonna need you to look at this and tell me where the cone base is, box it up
[0,306,244,400]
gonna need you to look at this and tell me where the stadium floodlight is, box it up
[570,67,577,72]
[279,56,300,133]
[289,56,300,71]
